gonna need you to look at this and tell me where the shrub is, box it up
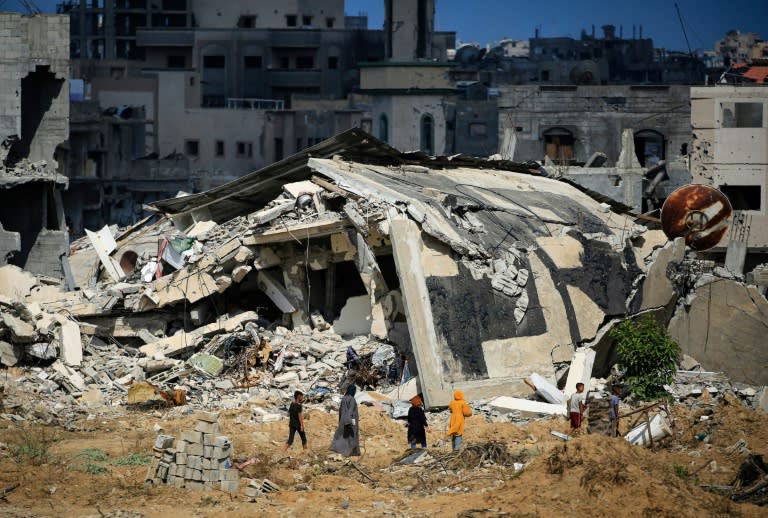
[609,315,680,401]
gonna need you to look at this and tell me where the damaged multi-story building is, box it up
[453,24,705,87]
[497,84,693,213]
[22,128,765,412]
[0,12,71,281]
[690,85,768,265]
[57,0,456,234]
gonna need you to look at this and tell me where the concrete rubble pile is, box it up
[0,129,766,420]
[146,412,240,493]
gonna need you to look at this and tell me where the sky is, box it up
[9,0,768,53]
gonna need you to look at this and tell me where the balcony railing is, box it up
[226,98,285,110]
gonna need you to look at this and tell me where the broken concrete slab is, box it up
[564,348,597,397]
[51,360,87,392]
[186,220,217,239]
[389,212,446,407]
[0,340,22,366]
[248,200,295,226]
[489,396,567,417]
[256,270,296,313]
[635,237,685,311]
[138,312,260,358]
[2,313,36,343]
[84,226,123,283]
[332,295,372,337]
[79,315,168,339]
[668,279,768,385]
[530,373,565,405]
[0,264,37,299]
[56,317,82,367]
[232,265,252,283]
[382,376,419,402]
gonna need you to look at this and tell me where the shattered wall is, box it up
[0,13,70,278]
[498,85,691,166]
[668,277,768,385]
[0,13,69,167]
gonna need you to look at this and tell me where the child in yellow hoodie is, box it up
[447,390,472,450]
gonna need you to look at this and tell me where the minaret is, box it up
[384,0,435,60]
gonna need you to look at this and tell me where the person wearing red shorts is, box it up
[569,382,586,434]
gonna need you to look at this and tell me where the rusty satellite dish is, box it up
[660,184,733,251]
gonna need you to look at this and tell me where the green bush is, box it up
[609,315,680,401]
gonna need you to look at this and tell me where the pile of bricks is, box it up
[146,412,240,493]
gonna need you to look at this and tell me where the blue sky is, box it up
[11,0,768,52]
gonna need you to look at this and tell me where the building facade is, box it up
[691,85,768,251]
[0,13,71,279]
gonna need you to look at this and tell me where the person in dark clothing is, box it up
[407,395,430,449]
[330,384,361,456]
[284,390,307,451]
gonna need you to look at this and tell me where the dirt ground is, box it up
[0,390,766,518]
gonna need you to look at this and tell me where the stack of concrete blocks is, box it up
[586,394,612,436]
[146,412,240,493]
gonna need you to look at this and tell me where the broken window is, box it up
[379,114,389,143]
[236,141,252,158]
[541,70,550,81]
[326,17,335,28]
[720,185,762,211]
[469,122,487,137]
[184,140,198,157]
[721,102,764,128]
[327,56,339,69]
[416,0,428,58]
[202,55,226,107]
[302,15,313,26]
[420,114,435,155]
[215,140,224,157]
[279,56,290,69]
[543,127,574,162]
[634,129,665,166]
[286,14,297,27]
[8,66,64,165]
[274,138,284,161]
[238,15,256,28]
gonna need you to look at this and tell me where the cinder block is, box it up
[194,420,220,434]
[187,442,204,456]
[186,481,204,491]
[214,436,231,448]
[175,452,187,465]
[154,434,174,449]
[203,433,215,446]
[219,468,239,482]
[220,480,239,494]
[204,446,214,458]
[196,411,219,423]
[212,446,232,460]
[181,431,203,444]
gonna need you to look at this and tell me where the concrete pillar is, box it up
[389,211,446,407]
[282,262,311,328]
[725,240,747,276]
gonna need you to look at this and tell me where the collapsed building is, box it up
[4,128,766,411]
[0,13,70,280]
